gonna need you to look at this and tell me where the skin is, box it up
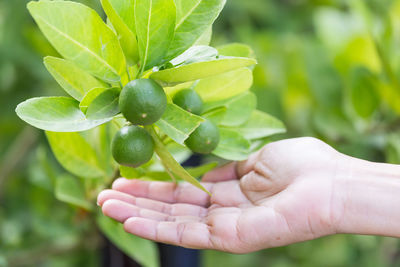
[97,137,400,254]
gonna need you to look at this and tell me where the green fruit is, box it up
[172,89,203,115]
[185,120,220,154]
[111,125,154,168]
[119,79,167,125]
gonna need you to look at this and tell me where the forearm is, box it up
[335,155,400,238]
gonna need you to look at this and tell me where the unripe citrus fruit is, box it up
[119,79,167,125]
[172,89,203,115]
[185,120,220,154]
[111,125,154,167]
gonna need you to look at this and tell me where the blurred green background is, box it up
[1,0,400,266]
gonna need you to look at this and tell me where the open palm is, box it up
[98,138,343,253]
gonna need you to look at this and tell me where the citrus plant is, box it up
[14,0,285,264]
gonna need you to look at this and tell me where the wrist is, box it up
[334,155,400,237]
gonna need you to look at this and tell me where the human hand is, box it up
[97,137,400,253]
[98,138,349,253]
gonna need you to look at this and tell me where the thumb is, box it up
[201,150,261,183]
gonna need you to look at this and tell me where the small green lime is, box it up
[172,89,203,115]
[185,120,220,154]
[119,79,167,125]
[111,125,154,167]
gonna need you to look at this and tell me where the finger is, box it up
[112,178,212,207]
[102,199,203,223]
[124,217,212,249]
[202,162,238,182]
[98,190,207,217]
[240,171,273,193]
[202,151,263,183]
[236,149,262,177]
[211,181,252,207]
[240,169,284,202]
[98,189,136,206]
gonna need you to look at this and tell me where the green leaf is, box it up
[195,68,253,102]
[233,110,286,140]
[16,97,112,132]
[213,128,251,161]
[139,171,175,181]
[135,0,176,70]
[121,162,217,181]
[101,0,139,64]
[194,26,212,46]
[350,67,379,118]
[46,131,106,178]
[155,103,205,144]
[55,174,93,210]
[379,80,400,115]
[109,0,136,32]
[187,162,218,178]
[120,165,144,179]
[44,57,107,101]
[79,87,109,113]
[28,1,126,83]
[170,46,218,66]
[166,0,226,59]
[167,142,192,163]
[221,92,257,126]
[202,107,227,124]
[128,65,140,79]
[80,124,116,177]
[86,88,120,120]
[147,126,210,195]
[151,57,257,86]
[249,138,271,153]
[97,215,159,267]
[164,81,195,97]
[204,92,257,127]
[217,43,255,58]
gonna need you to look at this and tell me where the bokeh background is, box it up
[1,0,400,266]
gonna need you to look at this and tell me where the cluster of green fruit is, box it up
[112,79,220,168]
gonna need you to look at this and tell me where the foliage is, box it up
[1,0,400,267]
[16,0,283,196]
